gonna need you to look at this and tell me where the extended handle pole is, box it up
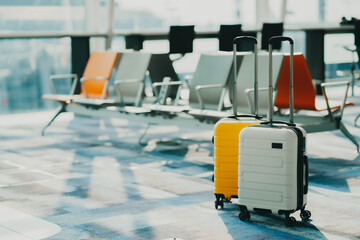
[233,36,258,117]
[269,43,273,122]
[289,43,294,124]
[268,36,294,124]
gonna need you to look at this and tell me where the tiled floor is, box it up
[1,97,360,239]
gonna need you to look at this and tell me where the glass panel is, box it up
[325,0,360,24]
[0,1,86,33]
[286,0,319,25]
[325,34,355,79]
[323,1,360,79]
[0,38,71,114]
[238,0,256,27]
[113,0,248,31]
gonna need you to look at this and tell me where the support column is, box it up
[105,0,115,49]
[256,0,269,28]
[85,0,101,51]
[306,30,325,94]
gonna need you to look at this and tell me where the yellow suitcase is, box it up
[213,36,263,209]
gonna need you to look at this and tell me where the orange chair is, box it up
[275,53,353,111]
[41,51,119,135]
[274,53,358,152]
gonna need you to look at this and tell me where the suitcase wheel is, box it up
[214,195,225,209]
[284,216,296,227]
[238,210,250,221]
[214,200,224,209]
[300,210,311,222]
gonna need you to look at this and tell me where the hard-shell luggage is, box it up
[213,36,262,209]
[237,36,311,226]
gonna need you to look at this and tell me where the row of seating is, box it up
[42,49,358,152]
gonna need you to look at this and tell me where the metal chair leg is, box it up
[351,56,355,96]
[42,104,66,136]
[340,121,360,153]
[138,123,155,146]
[355,114,360,127]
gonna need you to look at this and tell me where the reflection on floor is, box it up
[0,100,360,239]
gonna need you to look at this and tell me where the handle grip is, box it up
[304,155,309,194]
[261,120,295,126]
[269,36,294,45]
[233,36,258,45]
[228,114,263,120]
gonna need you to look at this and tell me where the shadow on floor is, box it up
[216,202,327,240]
[308,157,360,192]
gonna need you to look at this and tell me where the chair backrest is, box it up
[233,52,284,114]
[147,53,180,99]
[188,53,233,110]
[81,51,119,99]
[274,53,317,111]
[113,52,152,104]
[354,20,360,67]
[169,25,195,54]
[261,23,284,50]
[218,24,243,51]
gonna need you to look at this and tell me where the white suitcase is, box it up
[237,36,311,227]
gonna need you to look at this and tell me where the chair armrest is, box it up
[50,74,78,94]
[244,87,271,114]
[114,79,142,85]
[183,75,193,83]
[80,76,109,99]
[343,45,359,52]
[152,80,183,105]
[321,80,350,120]
[113,79,144,106]
[152,81,183,88]
[195,84,225,110]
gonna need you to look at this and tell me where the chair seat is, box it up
[73,98,122,107]
[143,104,191,113]
[107,106,152,114]
[314,98,354,111]
[188,109,229,120]
[41,94,81,103]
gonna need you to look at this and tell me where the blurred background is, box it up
[0,0,359,114]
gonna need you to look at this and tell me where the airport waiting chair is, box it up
[145,53,234,119]
[261,23,284,51]
[187,53,233,110]
[275,53,353,111]
[273,53,358,152]
[72,51,152,114]
[74,52,182,116]
[171,51,284,124]
[115,52,234,144]
[41,51,119,135]
[112,51,152,109]
[232,52,285,115]
[179,53,235,122]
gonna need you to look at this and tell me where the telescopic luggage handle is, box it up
[231,36,261,119]
[267,36,295,125]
